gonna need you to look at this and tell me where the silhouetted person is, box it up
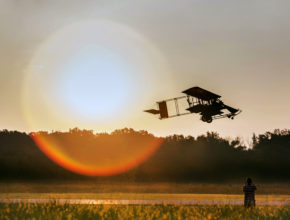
[243,177,257,207]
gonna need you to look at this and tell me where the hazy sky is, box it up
[1,0,290,142]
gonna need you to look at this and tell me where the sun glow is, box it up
[22,20,170,176]
[58,46,133,120]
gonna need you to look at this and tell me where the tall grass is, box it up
[1,203,289,220]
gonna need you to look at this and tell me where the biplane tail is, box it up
[144,101,169,119]
[144,109,160,114]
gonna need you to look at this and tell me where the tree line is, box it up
[0,128,289,182]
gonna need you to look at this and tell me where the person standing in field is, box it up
[243,177,257,207]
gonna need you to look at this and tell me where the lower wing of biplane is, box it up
[144,86,241,123]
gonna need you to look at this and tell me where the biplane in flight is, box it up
[144,86,241,123]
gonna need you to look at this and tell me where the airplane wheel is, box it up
[201,115,212,123]
[206,117,212,123]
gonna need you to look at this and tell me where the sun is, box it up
[57,45,133,120]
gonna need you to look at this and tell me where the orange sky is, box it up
[0,0,289,143]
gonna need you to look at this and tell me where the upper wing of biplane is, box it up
[182,86,221,101]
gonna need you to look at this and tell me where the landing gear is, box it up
[201,115,212,123]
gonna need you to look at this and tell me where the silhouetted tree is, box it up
[0,128,289,182]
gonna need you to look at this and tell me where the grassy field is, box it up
[1,182,289,219]
[1,203,289,220]
[1,193,289,204]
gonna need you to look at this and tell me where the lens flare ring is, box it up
[31,132,163,176]
[22,20,169,176]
